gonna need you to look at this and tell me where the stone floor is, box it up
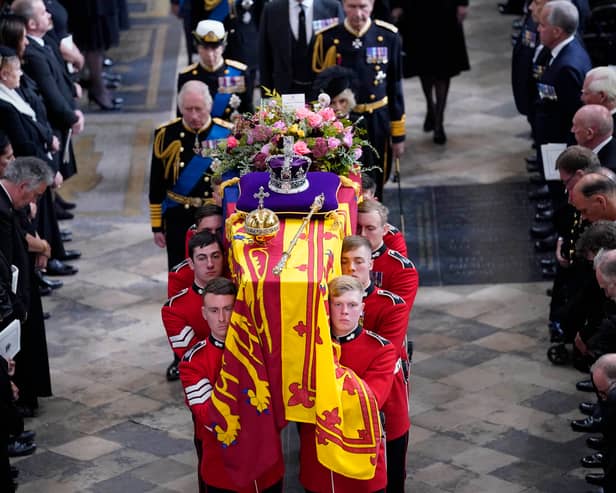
[12,0,599,492]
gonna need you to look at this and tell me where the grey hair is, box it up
[586,67,616,104]
[178,80,212,112]
[3,156,53,189]
[10,0,37,22]
[545,0,579,35]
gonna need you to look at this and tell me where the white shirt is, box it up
[289,0,314,41]
[26,34,45,47]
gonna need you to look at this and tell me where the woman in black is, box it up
[393,1,470,144]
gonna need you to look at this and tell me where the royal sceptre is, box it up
[272,193,325,276]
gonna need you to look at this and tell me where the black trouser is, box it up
[163,205,196,271]
[386,432,409,493]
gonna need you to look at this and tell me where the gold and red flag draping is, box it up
[206,179,382,487]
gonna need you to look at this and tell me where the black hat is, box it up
[313,66,357,99]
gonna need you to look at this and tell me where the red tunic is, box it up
[371,244,419,311]
[383,224,407,257]
[184,224,197,259]
[299,328,397,493]
[180,338,284,492]
[161,284,210,360]
[167,259,194,297]
[363,283,410,440]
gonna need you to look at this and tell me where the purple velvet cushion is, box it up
[236,172,340,214]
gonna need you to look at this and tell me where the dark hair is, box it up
[0,128,10,151]
[361,173,376,194]
[0,13,26,53]
[194,203,222,224]
[576,221,616,258]
[203,277,236,297]
[556,145,600,174]
[187,229,223,259]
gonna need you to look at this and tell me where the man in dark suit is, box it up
[572,105,616,170]
[582,67,616,136]
[259,0,343,97]
[12,0,84,181]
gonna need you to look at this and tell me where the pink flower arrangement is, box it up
[199,94,371,177]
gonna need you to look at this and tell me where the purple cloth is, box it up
[235,172,340,214]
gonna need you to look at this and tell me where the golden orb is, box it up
[245,206,279,244]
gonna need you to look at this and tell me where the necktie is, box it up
[298,2,306,48]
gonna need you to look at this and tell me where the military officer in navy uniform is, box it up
[312,0,406,199]
[177,20,252,120]
[149,80,233,271]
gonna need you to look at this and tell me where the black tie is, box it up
[298,2,306,48]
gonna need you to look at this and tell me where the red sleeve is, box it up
[363,343,397,408]
[383,231,407,257]
[374,301,409,357]
[162,304,198,359]
[179,348,215,427]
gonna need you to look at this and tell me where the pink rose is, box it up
[319,107,336,122]
[260,143,271,155]
[327,137,341,150]
[342,131,353,147]
[273,121,287,131]
[333,121,344,132]
[294,140,311,155]
[307,112,324,128]
[353,147,363,160]
[312,137,328,158]
[296,107,311,119]
[227,135,239,149]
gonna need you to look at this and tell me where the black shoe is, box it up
[43,312,51,320]
[57,249,81,261]
[103,58,114,68]
[36,270,63,289]
[536,200,553,211]
[577,379,595,392]
[531,222,555,238]
[540,258,556,268]
[39,284,52,296]
[88,93,123,111]
[546,288,553,296]
[166,361,180,381]
[8,439,36,457]
[528,185,550,200]
[10,465,18,479]
[46,259,78,276]
[579,401,596,416]
[542,266,557,279]
[586,473,605,486]
[581,452,604,468]
[423,111,434,132]
[535,209,554,221]
[526,162,540,173]
[587,436,605,451]
[55,203,74,220]
[433,127,447,145]
[55,194,76,210]
[571,416,602,433]
[60,230,72,242]
[529,174,546,185]
[535,234,558,252]
[525,154,537,164]
[16,430,35,442]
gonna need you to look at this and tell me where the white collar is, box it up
[550,35,574,61]
[27,34,45,47]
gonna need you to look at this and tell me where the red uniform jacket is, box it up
[161,284,210,359]
[168,259,194,298]
[180,337,284,491]
[371,244,418,311]
[383,224,407,257]
[299,327,397,493]
[363,283,410,440]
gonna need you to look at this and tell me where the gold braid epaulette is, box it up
[311,34,338,74]
[154,127,182,183]
[339,175,361,198]
[220,176,240,194]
